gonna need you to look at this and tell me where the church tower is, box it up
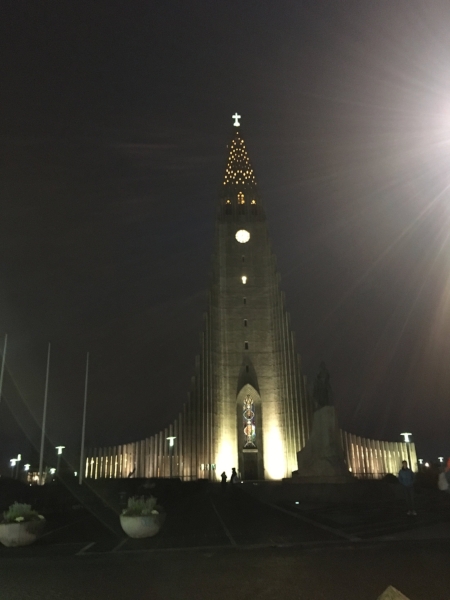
[187,114,313,480]
[87,115,420,482]
[86,115,313,481]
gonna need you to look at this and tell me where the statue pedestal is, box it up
[293,406,352,483]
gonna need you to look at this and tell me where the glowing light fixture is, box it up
[438,457,444,463]
[235,229,250,243]
[400,432,412,443]
[241,276,247,284]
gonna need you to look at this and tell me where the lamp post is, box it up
[167,436,176,479]
[55,446,65,476]
[400,432,412,469]
[15,454,21,479]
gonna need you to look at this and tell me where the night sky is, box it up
[1,0,450,474]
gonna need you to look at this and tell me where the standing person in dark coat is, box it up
[230,468,238,484]
[398,460,416,515]
[220,471,227,493]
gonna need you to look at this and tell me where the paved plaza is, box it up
[1,483,450,598]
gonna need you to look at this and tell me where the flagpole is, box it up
[38,343,51,486]
[0,334,7,406]
[79,352,89,485]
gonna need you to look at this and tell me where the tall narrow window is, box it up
[243,395,256,449]
[242,255,245,263]
[245,341,249,350]
[244,319,247,327]
[243,297,246,305]
[246,365,249,373]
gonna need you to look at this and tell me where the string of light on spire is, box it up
[223,131,257,188]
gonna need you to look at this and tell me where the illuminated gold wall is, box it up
[340,430,418,477]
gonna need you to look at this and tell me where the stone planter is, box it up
[0,519,45,547]
[119,513,164,538]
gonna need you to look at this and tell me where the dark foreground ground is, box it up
[1,480,450,599]
[1,541,450,600]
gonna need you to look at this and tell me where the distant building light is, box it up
[49,468,56,475]
[24,464,30,472]
[424,462,430,468]
[241,276,247,284]
[400,433,412,443]
[438,457,444,463]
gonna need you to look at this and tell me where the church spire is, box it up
[222,114,258,208]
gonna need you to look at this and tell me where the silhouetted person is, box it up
[221,471,227,493]
[398,460,416,515]
[230,467,238,484]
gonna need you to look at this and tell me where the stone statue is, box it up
[313,361,332,410]
[295,362,351,482]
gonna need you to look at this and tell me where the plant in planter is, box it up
[119,495,164,539]
[0,502,45,547]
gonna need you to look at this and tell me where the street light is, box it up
[438,457,444,463]
[400,433,412,468]
[9,458,16,478]
[167,436,176,479]
[15,454,21,479]
[55,446,65,476]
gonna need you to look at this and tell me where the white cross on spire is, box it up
[232,113,241,127]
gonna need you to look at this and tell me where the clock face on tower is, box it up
[235,229,250,244]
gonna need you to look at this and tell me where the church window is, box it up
[243,297,246,304]
[242,255,245,263]
[246,365,249,372]
[245,341,249,350]
[241,276,247,284]
[243,395,256,449]
[244,319,247,327]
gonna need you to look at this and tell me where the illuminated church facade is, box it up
[86,116,417,481]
